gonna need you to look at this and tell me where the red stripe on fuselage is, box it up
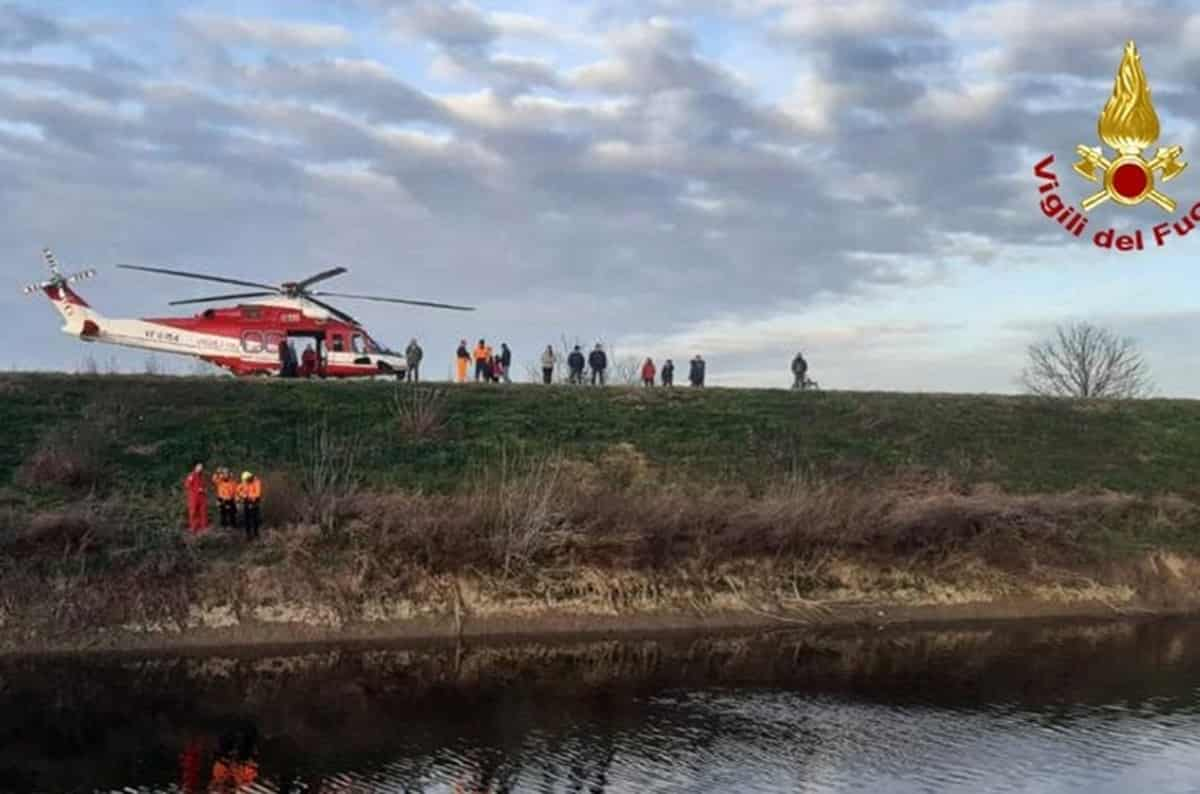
[45,284,90,308]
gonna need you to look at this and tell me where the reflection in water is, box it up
[2,620,1200,792]
[179,720,260,792]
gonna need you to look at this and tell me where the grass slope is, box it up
[3,373,1200,498]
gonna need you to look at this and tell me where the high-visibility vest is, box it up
[474,345,487,361]
[214,476,237,500]
[237,480,262,502]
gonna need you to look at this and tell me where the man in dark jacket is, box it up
[567,345,585,384]
[405,338,424,382]
[499,343,512,383]
[661,359,674,387]
[689,354,706,387]
[588,343,608,386]
[791,351,808,389]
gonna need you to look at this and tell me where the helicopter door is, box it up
[326,331,348,372]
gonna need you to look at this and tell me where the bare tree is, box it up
[1020,321,1153,399]
[610,354,641,385]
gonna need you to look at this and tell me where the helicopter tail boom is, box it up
[24,248,103,338]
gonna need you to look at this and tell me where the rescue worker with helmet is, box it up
[212,467,238,530]
[237,471,263,540]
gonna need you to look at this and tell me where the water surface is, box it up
[3,619,1199,792]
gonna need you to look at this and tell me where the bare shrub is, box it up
[482,451,568,576]
[297,418,364,532]
[391,384,447,440]
[610,355,642,386]
[260,470,304,528]
[17,425,106,491]
[12,509,97,556]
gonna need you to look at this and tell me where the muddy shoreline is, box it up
[5,596,1197,659]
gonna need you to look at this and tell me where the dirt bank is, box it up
[5,548,1200,656]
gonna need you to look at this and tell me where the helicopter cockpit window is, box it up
[242,331,264,354]
[331,334,345,352]
[351,334,365,354]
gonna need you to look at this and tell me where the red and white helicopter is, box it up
[25,248,473,378]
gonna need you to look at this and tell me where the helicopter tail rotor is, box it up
[23,247,97,295]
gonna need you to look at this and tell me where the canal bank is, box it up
[6,374,1200,656]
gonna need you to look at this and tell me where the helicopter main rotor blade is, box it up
[168,291,277,306]
[304,295,359,325]
[117,264,278,292]
[294,267,347,290]
[312,291,476,312]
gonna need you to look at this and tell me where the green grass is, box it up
[4,372,1200,500]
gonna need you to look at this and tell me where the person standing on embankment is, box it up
[184,462,208,535]
[213,467,238,530]
[237,472,262,541]
[588,343,608,385]
[474,339,489,381]
[500,343,513,383]
[567,345,585,384]
[791,351,808,389]
[641,358,656,387]
[541,345,556,384]
[455,339,471,383]
[405,338,423,382]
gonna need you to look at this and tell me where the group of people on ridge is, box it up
[636,355,706,387]
[183,462,264,539]
[400,338,812,388]
[455,339,513,383]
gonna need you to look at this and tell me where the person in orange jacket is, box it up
[473,339,489,381]
[456,339,471,382]
[212,467,238,530]
[237,471,263,540]
[184,462,209,534]
[641,357,656,387]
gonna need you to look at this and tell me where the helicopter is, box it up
[24,248,474,378]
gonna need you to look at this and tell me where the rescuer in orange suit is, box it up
[184,461,208,534]
[455,339,471,382]
[237,471,263,540]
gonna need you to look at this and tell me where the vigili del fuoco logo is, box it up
[1033,40,1196,251]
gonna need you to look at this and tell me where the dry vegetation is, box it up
[5,375,1200,647]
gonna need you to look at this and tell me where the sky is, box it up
[4,0,1200,394]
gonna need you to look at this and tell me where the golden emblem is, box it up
[1073,40,1186,212]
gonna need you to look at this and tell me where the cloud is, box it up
[5,1,1200,395]
[0,3,61,51]
[181,12,354,49]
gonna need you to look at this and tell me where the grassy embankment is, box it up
[3,372,1200,652]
